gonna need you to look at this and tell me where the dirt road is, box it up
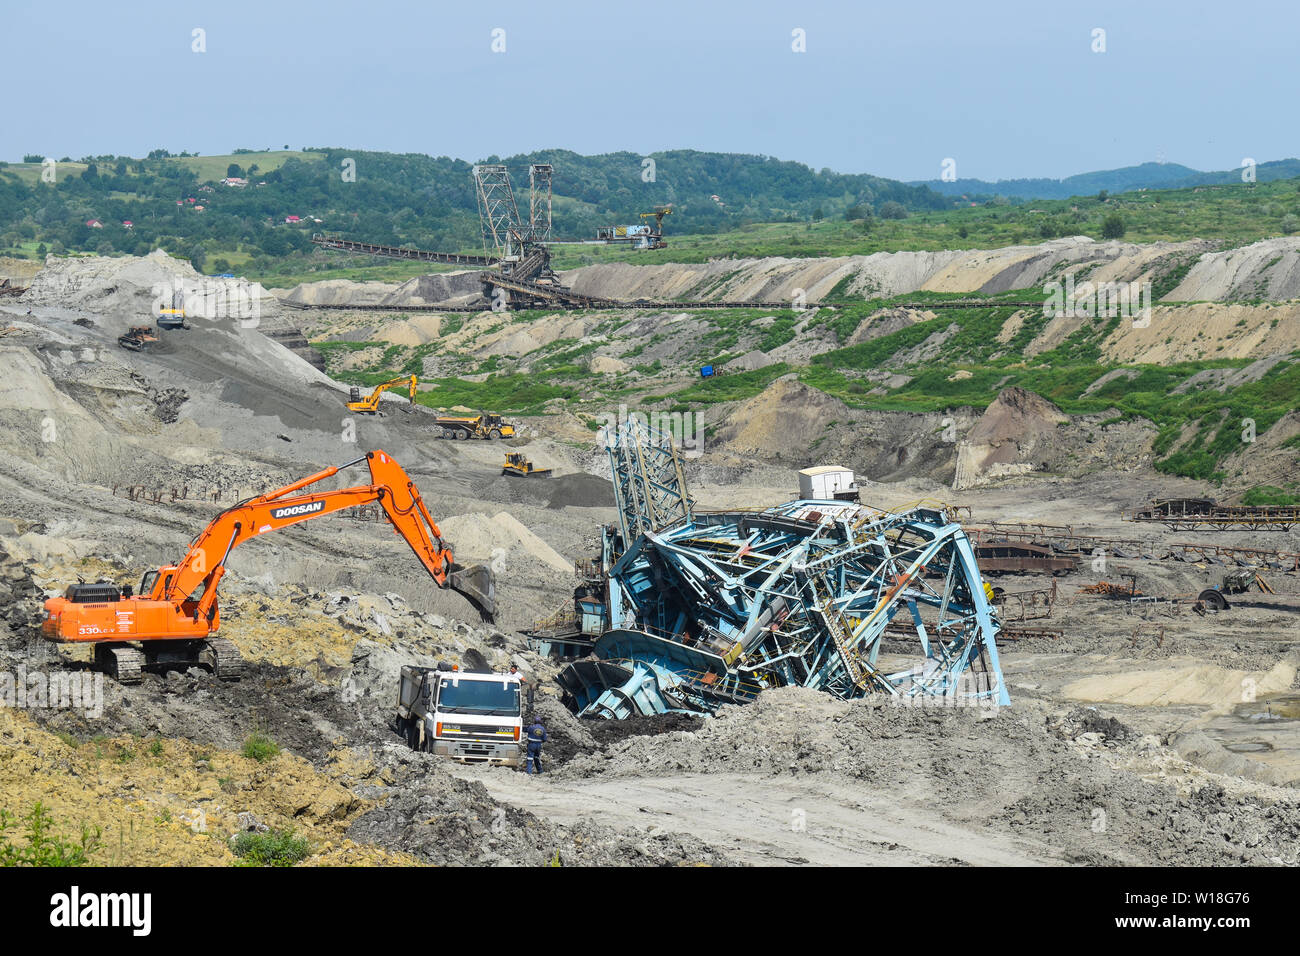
[450,765,1059,866]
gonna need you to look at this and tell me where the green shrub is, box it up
[231,829,310,867]
[241,732,280,763]
[1242,485,1300,506]
[0,803,101,867]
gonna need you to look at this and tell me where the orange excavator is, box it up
[42,450,496,684]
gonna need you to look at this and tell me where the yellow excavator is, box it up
[157,289,189,330]
[347,375,417,415]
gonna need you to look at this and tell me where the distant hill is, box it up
[913,159,1300,201]
[0,147,949,264]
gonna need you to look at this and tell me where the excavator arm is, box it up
[347,375,417,413]
[156,450,494,622]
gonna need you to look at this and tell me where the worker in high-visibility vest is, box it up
[525,715,547,775]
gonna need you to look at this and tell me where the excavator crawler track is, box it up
[94,643,144,684]
[202,637,246,681]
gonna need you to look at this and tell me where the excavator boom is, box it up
[42,451,495,657]
[346,375,417,414]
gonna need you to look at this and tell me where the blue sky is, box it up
[6,0,1296,182]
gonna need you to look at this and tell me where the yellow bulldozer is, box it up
[501,452,551,478]
[347,375,417,415]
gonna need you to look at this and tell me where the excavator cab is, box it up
[139,569,159,598]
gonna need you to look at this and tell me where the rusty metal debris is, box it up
[1170,542,1300,572]
[113,484,191,504]
[970,523,1150,557]
[975,540,1076,574]
[996,625,1064,642]
[990,581,1057,621]
[112,483,290,505]
[1127,497,1300,531]
[1080,580,1143,598]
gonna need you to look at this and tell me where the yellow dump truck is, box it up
[435,413,515,440]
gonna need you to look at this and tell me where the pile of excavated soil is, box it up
[479,315,592,359]
[280,278,397,307]
[18,253,330,367]
[953,386,1069,489]
[292,236,1212,311]
[1062,655,1299,712]
[0,540,48,636]
[372,313,443,347]
[711,374,974,483]
[22,250,282,320]
[0,256,41,285]
[559,237,1210,304]
[470,471,616,511]
[714,374,851,461]
[1168,237,1300,301]
[845,307,931,345]
[439,511,572,573]
[281,271,482,309]
[1100,301,1300,363]
[538,706,704,766]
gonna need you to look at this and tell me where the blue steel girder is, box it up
[607,418,694,542]
[569,417,1009,718]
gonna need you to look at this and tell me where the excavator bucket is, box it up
[447,563,496,623]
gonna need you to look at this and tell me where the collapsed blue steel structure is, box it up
[556,418,1010,718]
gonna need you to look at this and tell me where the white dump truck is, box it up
[395,663,524,766]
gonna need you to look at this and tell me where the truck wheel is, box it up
[456,430,468,440]
[489,430,501,439]
[406,721,420,750]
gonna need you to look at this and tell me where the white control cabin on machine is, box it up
[798,465,859,502]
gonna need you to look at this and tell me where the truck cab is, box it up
[396,663,524,766]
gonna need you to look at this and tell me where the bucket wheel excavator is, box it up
[42,450,496,684]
